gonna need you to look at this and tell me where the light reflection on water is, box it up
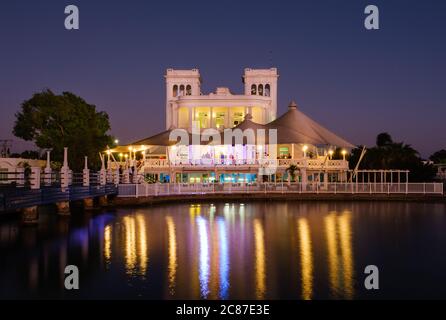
[1,201,446,299]
[298,217,313,300]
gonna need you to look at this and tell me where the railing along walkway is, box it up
[118,182,444,198]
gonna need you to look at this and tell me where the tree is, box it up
[430,149,446,164]
[9,150,41,160]
[376,132,392,147]
[349,133,436,182]
[13,90,114,171]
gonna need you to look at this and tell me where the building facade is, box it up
[112,67,354,185]
[165,68,279,131]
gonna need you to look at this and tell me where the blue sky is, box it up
[0,0,445,157]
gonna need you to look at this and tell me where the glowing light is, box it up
[298,218,313,300]
[302,145,308,152]
[328,150,334,156]
[128,146,134,151]
[124,154,128,158]
[197,217,210,298]
[341,149,347,155]
[254,219,266,299]
[114,139,119,144]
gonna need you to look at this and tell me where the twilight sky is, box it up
[0,0,445,157]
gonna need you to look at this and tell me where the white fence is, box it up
[117,182,444,198]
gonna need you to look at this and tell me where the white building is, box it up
[165,68,278,130]
[112,67,355,184]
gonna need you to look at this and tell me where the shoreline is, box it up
[112,193,446,207]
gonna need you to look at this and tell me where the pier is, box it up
[0,148,117,223]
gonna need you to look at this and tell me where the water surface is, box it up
[1,201,445,299]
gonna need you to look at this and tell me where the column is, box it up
[189,107,193,130]
[324,171,328,190]
[30,167,41,190]
[44,151,52,186]
[100,154,106,185]
[225,108,230,128]
[61,147,69,192]
[83,156,90,187]
[301,168,307,191]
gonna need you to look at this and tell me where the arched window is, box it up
[265,84,270,97]
[173,85,178,97]
[186,85,192,96]
[258,84,264,96]
[251,84,257,95]
[179,85,185,96]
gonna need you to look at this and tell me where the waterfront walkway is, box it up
[0,184,117,213]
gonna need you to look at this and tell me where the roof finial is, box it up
[288,101,298,109]
[244,113,253,121]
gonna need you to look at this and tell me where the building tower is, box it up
[165,69,201,129]
[242,68,279,122]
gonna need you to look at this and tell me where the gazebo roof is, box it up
[266,101,355,148]
[129,127,205,147]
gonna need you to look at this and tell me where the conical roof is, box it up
[266,101,355,148]
[130,127,204,146]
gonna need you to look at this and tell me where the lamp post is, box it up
[342,149,347,161]
[302,145,308,158]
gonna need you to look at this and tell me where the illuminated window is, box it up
[198,112,209,128]
[265,84,270,97]
[215,112,226,129]
[179,85,185,96]
[186,85,192,96]
[173,85,178,97]
[251,84,257,95]
[258,84,264,96]
[232,112,244,127]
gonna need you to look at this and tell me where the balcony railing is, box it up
[139,158,348,170]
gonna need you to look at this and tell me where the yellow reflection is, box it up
[123,216,137,273]
[166,216,177,295]
[189,204,202,221]
[254,219,266,299]
[298,218,313,300]
[338,212,354,299]
[324,213,339,296]
[137,214,148,275]
[104,225,112,264]
[324,211,354,299]
[123,215,149,276]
